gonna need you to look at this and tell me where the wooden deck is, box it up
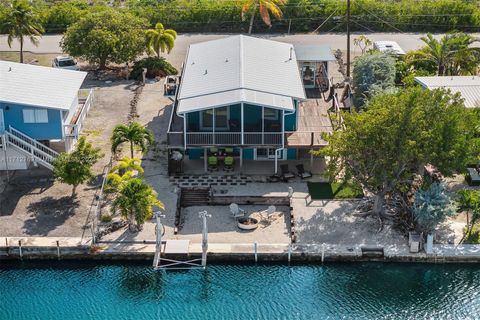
[287,99,333,147]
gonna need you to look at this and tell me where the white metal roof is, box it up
[294,45,335,62]
[415,76,480,108]
[0,60,87,110]
[177,35,305,114]
[373,41,405,55]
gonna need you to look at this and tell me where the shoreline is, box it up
[2,237,480,264]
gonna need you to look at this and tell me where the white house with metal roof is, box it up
[167,35,334,175]
[415,76,480,108]
[0,61,93,170]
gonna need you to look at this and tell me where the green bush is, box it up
[465,224,480,244]
[100,214,113,223]
[18,0,480,34]
[131,57,178,80]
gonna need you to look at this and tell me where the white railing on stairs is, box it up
[5,126,59,170]
[64,89,94,152]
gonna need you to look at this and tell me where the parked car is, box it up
[52,56,80,71]
[373,41,405,56]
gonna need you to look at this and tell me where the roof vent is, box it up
[191,61,195,65]
[289,47,293,60]
[8,67,12,72]
[225,58,229,62]
[204,69,208,75]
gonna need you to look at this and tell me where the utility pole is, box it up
[346,0,351,79]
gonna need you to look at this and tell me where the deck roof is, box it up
[415,76,480,108]
[0,60,87,110]
[177,35,305,114]
[294,45,335,62]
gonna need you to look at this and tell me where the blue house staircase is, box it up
[0,126,59,170]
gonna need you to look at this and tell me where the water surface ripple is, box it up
[1,262,479,320]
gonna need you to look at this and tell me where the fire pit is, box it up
[237,217,259,230]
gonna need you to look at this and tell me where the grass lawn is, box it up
[308,181,364,199]
[0,51,57,67]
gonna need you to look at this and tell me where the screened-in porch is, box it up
[169,103,296,147]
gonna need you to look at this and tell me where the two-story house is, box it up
[167,35,333,175]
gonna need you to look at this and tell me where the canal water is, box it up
[1,261,479,319]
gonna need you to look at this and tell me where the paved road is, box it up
[3,32,480,71]
[3,32,477,54]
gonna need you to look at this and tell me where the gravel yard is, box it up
[0,80,137,238]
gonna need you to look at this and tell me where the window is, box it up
[264,108,279,120]
[200,107,229,130]
[255,148,284,160]
[23,109,48,123]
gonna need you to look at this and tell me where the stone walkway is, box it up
[169,175,252,187]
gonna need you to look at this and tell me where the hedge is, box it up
[2,0,480,34]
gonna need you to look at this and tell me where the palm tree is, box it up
[111,122,154,158]
[241,0,287,34]
[107,157,144,192]
[1,0,44,63]
[409,33,480,76]
[145,23,177,57]
[112,178,164,232]
[457,189,480,243]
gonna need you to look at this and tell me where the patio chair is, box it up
[208,156,218,171]
[262,205,276,219]
[224,156,234,171]
[280,164,295,181]
[296,164,312,179]
[229,203,245,219]
[209,147,218,155]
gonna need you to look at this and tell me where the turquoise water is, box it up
[1,261,480,320]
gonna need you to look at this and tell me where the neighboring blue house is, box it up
[167,35,333,174]
[0,61,91,170]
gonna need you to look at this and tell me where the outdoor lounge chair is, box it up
[230,203,245,219]
[224,156,234,171]
[280,164,295,181]
[296,164,312,179]
[208,156,218,171]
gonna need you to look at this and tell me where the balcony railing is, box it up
[167,132,283,146]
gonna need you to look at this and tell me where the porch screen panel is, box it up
[201,109,214,129]
[215,106,228,130]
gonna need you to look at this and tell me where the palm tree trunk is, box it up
[130,140,134,158]
[19,37,24,63]
[248,3,257,34]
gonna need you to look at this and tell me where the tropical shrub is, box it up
[53,137,102,197]
[130,57,178,80]
[61,9,147,69]
[352,52,396,107]
[414,182,456,234]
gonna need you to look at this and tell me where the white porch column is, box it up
[212,108,215,145]
[282,110,285,148]
[261,106,264,145]
[241,103,244,145]
[183,116,187,150]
